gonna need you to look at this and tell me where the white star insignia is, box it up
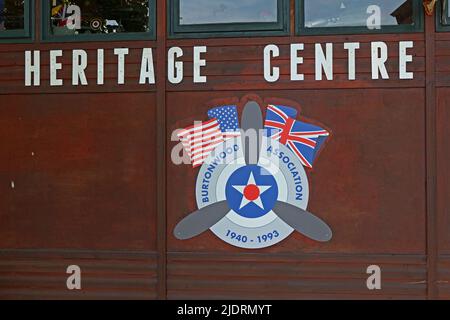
[232,172,272,210]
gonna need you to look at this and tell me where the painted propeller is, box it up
[274,201,332,242]
[241,101,263,165]
[173,200,230,240]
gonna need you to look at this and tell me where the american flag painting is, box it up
[207,106,241,139]
[177,119,224,168]
[264,104,329,168]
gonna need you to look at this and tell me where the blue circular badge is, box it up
[225,165,278,219]
[195,137,310,249]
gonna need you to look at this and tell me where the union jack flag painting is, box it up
[264,104,329,168]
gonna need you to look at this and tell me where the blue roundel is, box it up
[225,165,278,218]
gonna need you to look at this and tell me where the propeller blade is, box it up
[273,201,333,242]
[241,101,264,165]
[173,200,230,240]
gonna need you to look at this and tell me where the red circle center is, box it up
[244,184,260,201]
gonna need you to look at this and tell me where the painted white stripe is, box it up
[190,137,224,157]
[191,141,223,161]
[177,119,218,137]
[185,130,223,146]
[178,123,221,140]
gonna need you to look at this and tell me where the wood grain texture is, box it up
[167,89,426,255]
[0,93,157,250]
[437,89,450,254]
[437,256,450,299]
[0,249,157,300]
[0,42,157,94]
[425,12,438,299]
[437,88,450,299]
[0,1,445,300]
[167,252,426,299]
[166,36,425,91]
[435,32,450,87]
[155,0,168,299]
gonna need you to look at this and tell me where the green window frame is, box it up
[296,0,423,35]
[168,0,289,39]
[437,0,450,32]
[42,0,156,42]
[0,0,34,43]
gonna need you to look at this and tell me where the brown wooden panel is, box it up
[0,93,157,250]
[435,38,450,87]
[436,40,450,56]
[166,38,425,91]
[436,43,450,86]
[438,256,450,299]
[0,3,436,300]
[166,33,425,47]
[437,88,450,299]
[167,74,425,91]
[167,253,426,299]
[174,41,425,62]
[0,249,157,300]
[425,12,438,299]
[178,58,425,77]
[0,43,157,94]
[437,88,450,253]
[436,56,450,72]
[167,89,426,255]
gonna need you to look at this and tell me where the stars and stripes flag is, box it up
[208,105,241,139]
[264,104,329,168]
[177,105,242,168]
[177,119,225,168]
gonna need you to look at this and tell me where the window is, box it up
[0,0,32,40]
[437,0,450,31]
[296,0,423,35]
[169,0,289,38]
[42,0,155,41]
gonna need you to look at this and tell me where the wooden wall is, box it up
[436,30,450,299]
[0,0,446,299]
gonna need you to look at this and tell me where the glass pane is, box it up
[442,0,450,25]
[0,0,25,32]
[303,0,414,29]
[179,0,278,25]
[50,0,151,36]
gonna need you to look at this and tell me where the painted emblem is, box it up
[174,99,332,249]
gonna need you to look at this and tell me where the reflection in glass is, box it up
[304,0,414,28]
[442,0,450,25]
[0,0,25,32]
[50,0,150,36]
[179,0,278,25]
